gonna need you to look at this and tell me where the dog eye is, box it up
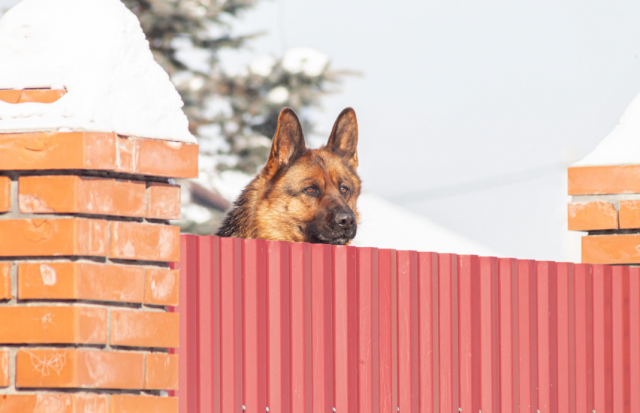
[304,187,317,195]
[340,185,350,195]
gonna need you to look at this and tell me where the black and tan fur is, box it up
[216,107,361,245]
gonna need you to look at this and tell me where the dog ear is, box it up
[327,107,358,168]
[266,108,306,173]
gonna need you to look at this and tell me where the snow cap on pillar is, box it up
[575,89,640,166]
[0,0,196,143]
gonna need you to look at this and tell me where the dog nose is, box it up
[334,211,355,229]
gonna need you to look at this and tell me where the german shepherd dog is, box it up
[216,107,360,245]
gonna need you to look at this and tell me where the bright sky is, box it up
[3,0,640,261]
[228,0,640,262]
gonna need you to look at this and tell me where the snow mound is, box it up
[250,55,277,77]
[268,86,290,104]
[210,170,254,202]
[352,193,500,256]
[282,47,329,77]
[575,90,640,166]
[0,0,196,143]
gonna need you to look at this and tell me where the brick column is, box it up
[0,89,197,411]
[568,166,640,264]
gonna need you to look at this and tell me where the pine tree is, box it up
[122,0,350,234]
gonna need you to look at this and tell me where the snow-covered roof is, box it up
[574,90,640,166]
[351,193,500,256]
[0,0,196,143]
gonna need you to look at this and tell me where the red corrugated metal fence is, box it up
[172,234,638,413]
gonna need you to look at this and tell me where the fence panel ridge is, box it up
[555,262,573,413]
[243,238,268,413]
[437,253,456,413]
[498,258,517,413]
[172,235,198,413]
[377,249,394,413]
[593,264,613,413]
[396,250,418,413]
[458,255,480,413]
[333,245,358,413]
[268,240,292,413]
[290,241,311,413]
[174,234,640,413]
[196,236,216,413]
[357,247,375,413]
[417,251,437,413]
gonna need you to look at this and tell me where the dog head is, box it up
[255,107,361,245]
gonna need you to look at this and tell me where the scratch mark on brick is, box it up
[40,264,57,286]
[41,313,54,326]
[23,219,52,243]
[34,394,70,413]
[26,350,66,376]
[19,194,55,213]
[151,272,175,300]
[0,351,8,380]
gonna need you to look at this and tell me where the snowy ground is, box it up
[352,192,499,256]
[213,171,501,256]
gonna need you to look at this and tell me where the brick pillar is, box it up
[0,89,197,411]
[568,166,640,264]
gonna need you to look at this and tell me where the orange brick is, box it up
[137,138,199,178]
[145,353,179,390]
[0,350,8,387]
[109,395,178,413]
[16,349,144,389]
[0,89,20,103]
[0,132,116,171]
[0,394,107,413]
[18,262,144,303]
[568,165,640,195]
[116,135,136,174]
[110,221,180,262]
[619,200,640,229]
[583,234,640,264]
[145,268,179,306]
[18,89,67,103]
[0,88,66,104]
[0,263,11,300]
[0,132,195,178]
[0,219,109,257]
[567,202,618,231]
[111,310,179,348]
[0,306,107,345]
[19,175,146,217]
[0,176,10,212]
[19,176,75,213]
[116,136,198,178]
[147,183,181,220]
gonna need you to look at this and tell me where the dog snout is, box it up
[334,210,355,230]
